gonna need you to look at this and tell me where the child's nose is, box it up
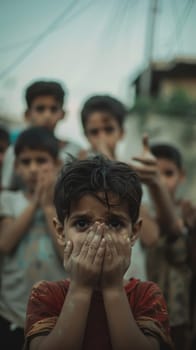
[29,161,38,172]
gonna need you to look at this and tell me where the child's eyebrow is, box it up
[69,211,129,222]
[106,212,130,222]
[69,213,92,220]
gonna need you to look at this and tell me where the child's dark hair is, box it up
[54,155,142,225]
[25,81,66,108]
[81,95,127,130]
[0,126,10,145]
[14,127,59,159]
[150,143,183,170]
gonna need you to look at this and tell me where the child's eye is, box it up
[74,219,90,231]
[36,157,48,165]
[164,170,175,177]
[108,219,124,230]
[20,159,31,166]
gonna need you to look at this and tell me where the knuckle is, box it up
[84,240,90,247]
[90,242,98,250]
[97,251,104,258]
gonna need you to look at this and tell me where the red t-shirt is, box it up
[24,278,173,349]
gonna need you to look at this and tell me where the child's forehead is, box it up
[157,157,180,170]
[30,95,60,106]
[86,111,118,125]
[70,192,130,215]
[17,147,52,158]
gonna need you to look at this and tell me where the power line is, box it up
[95,0,138,56]
[0,0,93,80]
[80,0,140,89]
[166,0,194,59]
[0,2,76,53]
[0,36,41,52]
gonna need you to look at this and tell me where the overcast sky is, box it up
[0,0,196,144]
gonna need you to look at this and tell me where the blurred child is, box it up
[24,155,173,350]
[125,136,160,282]
[1,80,82,189]
[182,201,196,350]
[0,126,10,188]
[80,95,126,160]
[131,140,192,350]
[0,127,66,350]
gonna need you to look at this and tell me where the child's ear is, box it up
[24,109,31,123]
[53,217,66,246]
[131,218,142,247]
[59,110,66,121]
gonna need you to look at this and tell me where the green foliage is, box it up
[130,90,196,122]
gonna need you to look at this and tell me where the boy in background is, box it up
[80,95,126,160]
[80,98,156,281]
[182,201,196,350]
[0,127,66,349]
[131,140,191,350]
[2,80,82,189]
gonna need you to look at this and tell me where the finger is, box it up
[130,166,158,178]
[93,237,106,266]
[104,243,113,264]
[142,134,150,152]
[105,232,118,258]
[121,234,132,255]
[85,224,104,262]
[79,223,99,259]
[132,156,157,166]
[72,223,98,258]
[136,173,157,182]
[72,239,84,257]
[63,241,73,268]
[141,134,157,161]
[110,231,121,255]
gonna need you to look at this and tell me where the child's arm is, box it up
[102,232,159,350]
[38,171,64,260]
[28,225,106,350]
[181,200,196,272]
[131,136,183,237]
[0,199,38,254]
[139,205,160,246]
[132,157,183,236]
[30,283,92,350]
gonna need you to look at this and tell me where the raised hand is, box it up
[64,223,106,290]
[37,165,57,208]
[130,134,160,186]
[141,134,156,159]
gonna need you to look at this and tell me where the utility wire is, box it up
[0,0,93,80]
[0,2,76,52]
[166,0,194,59]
